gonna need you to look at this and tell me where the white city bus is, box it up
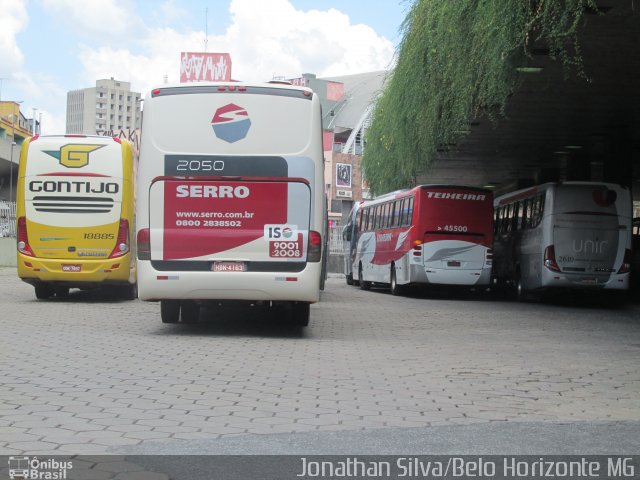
[136,82,326,325]
[493,181,632,299]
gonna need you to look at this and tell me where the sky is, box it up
[0,0,410,135]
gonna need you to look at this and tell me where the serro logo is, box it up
[211,103,251,143]
[43,144,105,168]
[176,184,250,198]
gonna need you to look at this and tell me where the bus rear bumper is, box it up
[137,261,321,303]
[540,269,629,291]
[17,253,134,287]
[411,264,492,286]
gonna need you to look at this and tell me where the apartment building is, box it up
[66,78,141,134]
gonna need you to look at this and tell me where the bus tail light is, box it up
[307,230,322,262]
[109,219,130,258]
[17,216,35,257]
[618,248,632,274]
[412,240,423,257]
[486,248,493,266]
[544,245,561,272]
[137,228,151,260]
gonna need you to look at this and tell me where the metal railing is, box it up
[0,200,16,237]
[328,225,345,254]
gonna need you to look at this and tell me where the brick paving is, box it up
[0,267,639,455]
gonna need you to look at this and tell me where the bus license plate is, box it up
[213,262,246,272]
[62,264,81,272]
[447,261,461,267]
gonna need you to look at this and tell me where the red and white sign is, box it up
[162,181,287,260]
[180,52,232,82]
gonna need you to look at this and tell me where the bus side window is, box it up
[525,198,533,229]
[393,200,401,228]
[382,202,390,229]
[533,193,545,227]
[516,201,524,231]
[405,197,414,226]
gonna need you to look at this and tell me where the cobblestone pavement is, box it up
[1,267,639,455]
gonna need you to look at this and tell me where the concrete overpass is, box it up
[415,0,638,207]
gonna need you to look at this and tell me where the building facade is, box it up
[288,72,387,226]
[66,78,141,135]
[0,101,36,204]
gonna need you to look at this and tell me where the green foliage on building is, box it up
[363,0,596,195]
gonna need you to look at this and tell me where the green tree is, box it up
[363,0,595,195]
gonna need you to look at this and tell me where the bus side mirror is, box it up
[342,226,351,241]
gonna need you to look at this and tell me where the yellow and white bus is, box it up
[16,135,137,299]
[136,81,326,326]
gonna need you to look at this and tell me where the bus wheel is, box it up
[359,264,371,290]
[390,266,402,296]
[180,300,200,324]
[35,285,54,300]
[290,302,310,326]
[346,273,353,285]
[121,283,137,301]
[516,271,530,302]
[54,287,70,298]
[161,300,180,323]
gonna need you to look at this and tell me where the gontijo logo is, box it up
[43,144,104,168]
[211,103,251,143]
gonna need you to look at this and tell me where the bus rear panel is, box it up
[16,135,136,298]
[136,83,325,324]
[413,186,493,286]
[493,182,632,298]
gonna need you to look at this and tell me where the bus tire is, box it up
[346,273,354,285]
[291,302,310,326]
[121,283,137,301]
[359,264,371,290]
[35,284,54,300]
[180,300,199,324]
[390,265,402,296]
[54,286,70,298]
[516,270,530,302]
[161,300,180,323]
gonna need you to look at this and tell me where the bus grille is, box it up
[32,196,114,214]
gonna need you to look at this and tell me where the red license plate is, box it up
[62,264,81,272]
[213,262,246,272]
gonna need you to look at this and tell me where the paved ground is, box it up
[1,266,639,458]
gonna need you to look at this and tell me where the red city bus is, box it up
[347,185,493,294]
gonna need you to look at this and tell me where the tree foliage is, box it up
[363,0,595,195]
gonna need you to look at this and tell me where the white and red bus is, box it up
[136,82,326,325]
[349,185,494,294]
